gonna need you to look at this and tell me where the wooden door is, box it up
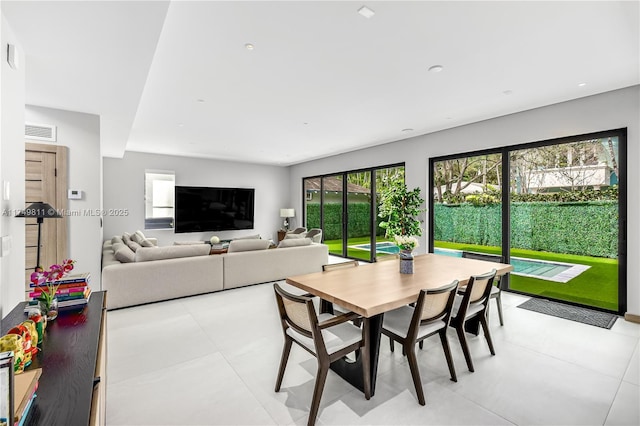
[24,143,68,292]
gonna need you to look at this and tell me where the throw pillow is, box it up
[227,239,270,253]
[114,245,135,263]
[111,242,125,253]
[139,237,155,247]
[278,238,312,248]
[111,235,123,245]
[122,232,132,244]
[135,229,146,240]
[126,240,142,252]
[283,233,304,239]
[131,232,143,244]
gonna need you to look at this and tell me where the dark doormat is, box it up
[517,298,618,329]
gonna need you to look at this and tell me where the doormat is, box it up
[517,298,618,329]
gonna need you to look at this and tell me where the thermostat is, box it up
[68,189,83,200]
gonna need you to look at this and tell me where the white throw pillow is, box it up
[227,239,270,253]
[278,238,312,248]
[115,245,135,263]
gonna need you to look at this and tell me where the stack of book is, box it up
[27,272,92,310]
[14,368,42,426]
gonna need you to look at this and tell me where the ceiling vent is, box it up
[25,122,57,142]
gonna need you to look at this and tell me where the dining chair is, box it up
[288,227,307,234]
[449,269,497,373]
[460,252,505,325]
[273,283,371,426]
[381,280,459,405]
[320,261,359,315]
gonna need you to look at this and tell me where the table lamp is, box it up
[280,208,295,231]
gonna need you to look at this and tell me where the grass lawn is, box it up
[325,236,393,261]
[435,241,618,312]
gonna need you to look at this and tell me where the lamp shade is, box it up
[279,208,295,218]
[16,202,62,218]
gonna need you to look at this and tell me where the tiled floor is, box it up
[106,280,639,425]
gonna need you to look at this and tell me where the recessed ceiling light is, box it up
[578,82,587,87]
[402,128,414,133]
[503,90,513,95]
[197,99,205,103]
[178,123,184,127]
[358,5,375,19]
[245,43,254,50]
[428,65,444,73]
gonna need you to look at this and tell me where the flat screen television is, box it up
[174,186,255,233]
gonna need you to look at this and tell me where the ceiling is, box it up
[3,1,639,166]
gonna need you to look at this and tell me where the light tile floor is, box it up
[106,281,639,425]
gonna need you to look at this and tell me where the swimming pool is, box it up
[351,242,589,283]
[434,248,590,283]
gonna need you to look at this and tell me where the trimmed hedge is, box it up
[434,201,618,258]
[305,203,385,240]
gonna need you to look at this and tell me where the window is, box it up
[144,171,175,229]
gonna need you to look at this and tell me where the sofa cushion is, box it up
[135,244,210,262]
[227,239,270,253]
[132,230,155,247]
[112,235,123,245]
[115,245,136,263]
[112,242,125,253]
[127,240,142,252]
[123,232,132,244]
[278,238,312,248]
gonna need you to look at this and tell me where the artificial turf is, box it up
[323,238,618,311]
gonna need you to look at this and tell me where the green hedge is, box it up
[434,201,618,258]
[305,203,385,240]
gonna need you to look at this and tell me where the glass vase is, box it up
[39,298,59,321]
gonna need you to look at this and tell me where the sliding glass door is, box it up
[303,163,404,262]
[429,129,626,313]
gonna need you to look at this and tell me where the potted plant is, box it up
[30,259,75,321]
[378,180,425,273]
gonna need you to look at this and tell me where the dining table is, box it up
[285,253,514,395]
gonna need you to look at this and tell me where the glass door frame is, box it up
[428,128,627,315]
[302,162,405,263]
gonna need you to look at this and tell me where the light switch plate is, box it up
[1,236,12,257]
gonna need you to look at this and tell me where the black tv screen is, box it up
[174,186,255,233]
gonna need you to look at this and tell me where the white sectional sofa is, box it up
[101,235,328,310]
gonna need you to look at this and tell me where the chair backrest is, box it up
[289,227,307,234]
[322,260,358,271]
[457,269,497,320]
[414,280,459,325]
[274,283,318,339]
[305,228,323,243]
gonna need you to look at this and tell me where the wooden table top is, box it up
[286,253,514,318]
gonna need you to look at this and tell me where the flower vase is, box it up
[39,298,59,321]
[399,250,414,274]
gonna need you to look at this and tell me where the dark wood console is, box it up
[1,291,107,425]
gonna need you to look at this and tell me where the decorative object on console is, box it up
[210,235,220,244]
[279,208,295,231]
[28,260,92,318]
[15,201,63,270]
[396,235,418,274]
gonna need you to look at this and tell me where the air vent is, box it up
[25,122,57,142]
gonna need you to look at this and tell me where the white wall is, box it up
[103,152,290,246]
[289,86,640,316]
[24,106,102,289]
[0,14,26,317]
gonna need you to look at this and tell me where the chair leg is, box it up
[438,330,457,382]
[419,340,423,350]
[405,344,425,405]
[308,361,329,426]
[389,336,394,352]
[496,293,504,326]
[275,337,293,392]
[480,315,496,355]
[455,325,475,373]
